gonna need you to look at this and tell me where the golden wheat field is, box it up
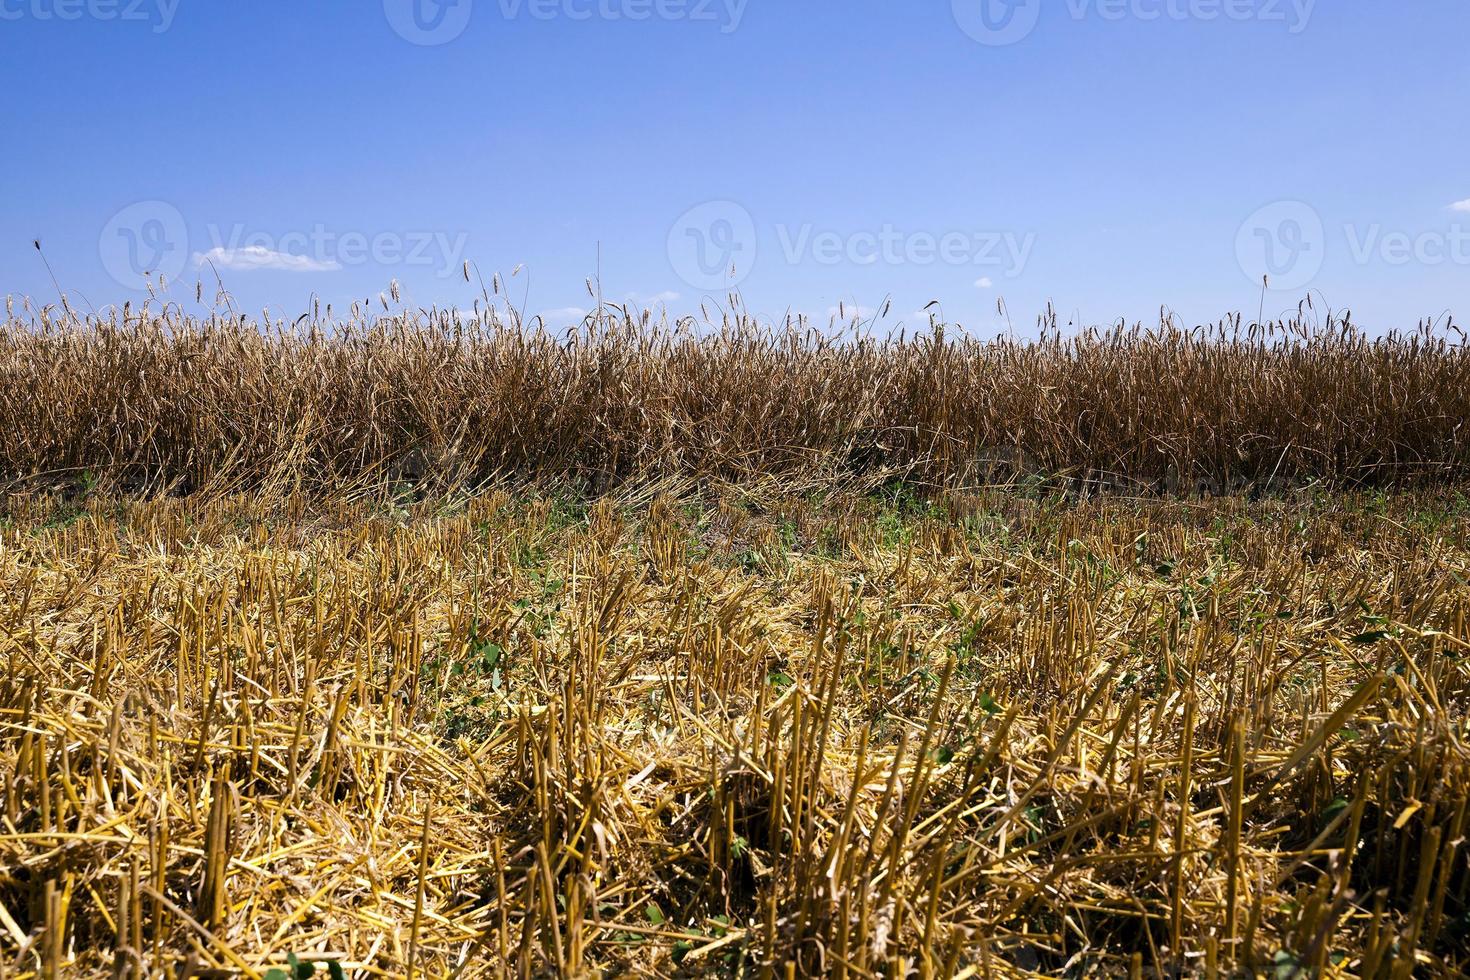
[4,307,1470,497]
[3,313,1470,978]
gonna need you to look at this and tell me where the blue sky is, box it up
[3,0,1468,334]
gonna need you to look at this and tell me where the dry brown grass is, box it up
[3,304,1470,496]
[2,486,1468,977]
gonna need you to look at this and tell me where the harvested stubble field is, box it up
[3,488,1470,977]
[1,312,1470,978]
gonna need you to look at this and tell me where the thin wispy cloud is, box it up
[1450,199,1470,213]
[626,290,680,307]
[975,276,994,289]
[195,246,340,273]
[536,306,589,324]
[826,304,878,321]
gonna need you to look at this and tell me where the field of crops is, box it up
[4,307,1470,496]
[2,313,1470,977]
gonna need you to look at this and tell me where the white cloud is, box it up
[626,290,680,307]
[826,304,878,321]
[536,307,589,324]
[974,276,994,289]
[194,246,340,273]
[1450,199,1470,213]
